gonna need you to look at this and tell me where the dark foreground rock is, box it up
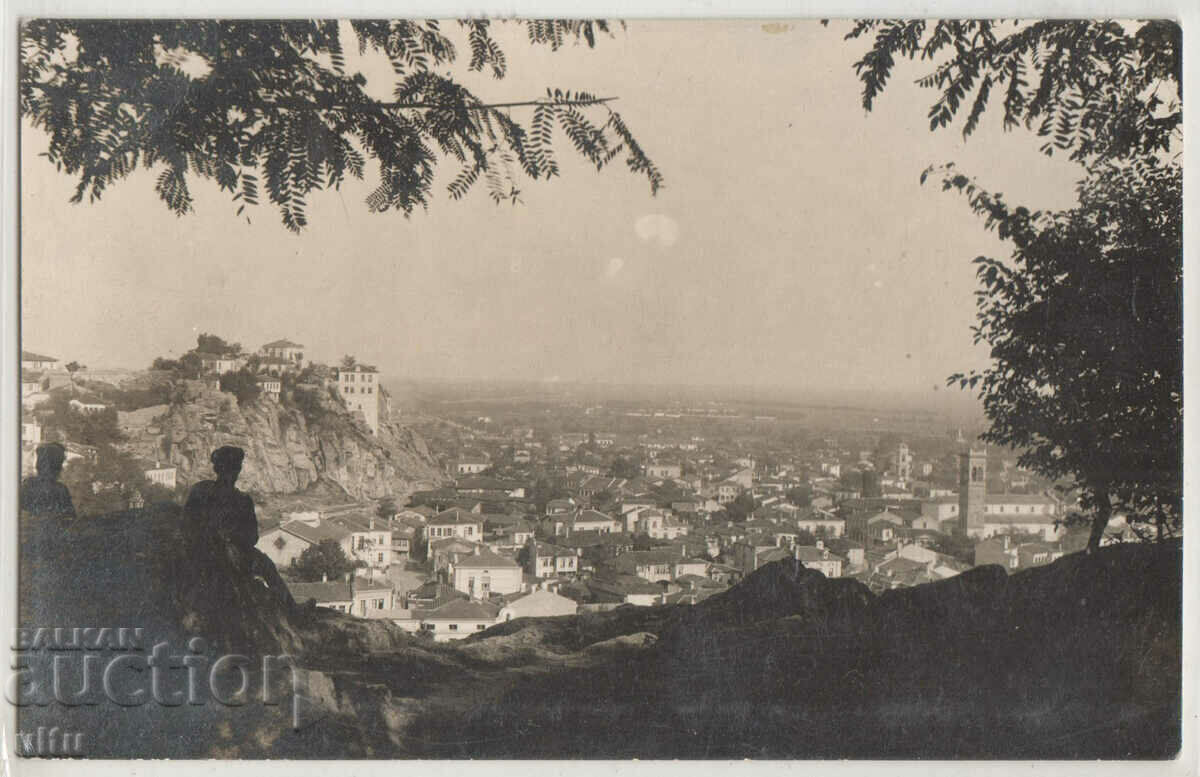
[18,508,1181,759]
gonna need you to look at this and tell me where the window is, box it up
[477,624,487,630]
[448,624,458,631]
[377,552,384,564]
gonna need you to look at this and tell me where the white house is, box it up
[257,519,352,569]
[143,462,177,489]
[795,509,846,538]
[333,364,381,434]
[21,351,61,371]
[259,339,305,366]
[426,508,483,541]
[448,547,524,598]
[256,376,282,400]
[417,599,500,641]
[69,399,108,414]
[455,453,490,475]
[197,352,245,374]
[794,543,845,578]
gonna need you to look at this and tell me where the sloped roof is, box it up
[573,509,617,525]
[589,574,662,596]
[452,548,520,569]
[430,507,483,526]
[278,520,351,544]
[499,589,578,618]
[422,599,500,621]
[21,350,57,362]
[262,339,303,348]
[287,580,352,603]
[531,541,576,557]
[794,546,845,563]
[756,547,793,565]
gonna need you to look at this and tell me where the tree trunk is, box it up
[1086,491,1112,554]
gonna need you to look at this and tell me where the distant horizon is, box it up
[30,349,985,420]
[20,20,1084,400]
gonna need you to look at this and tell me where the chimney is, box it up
[369,516,375,530]
[322,573,327,582]
[473,545,481,555]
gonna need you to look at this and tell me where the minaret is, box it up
[957,446,987,536]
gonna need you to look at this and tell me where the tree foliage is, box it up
[196,333,241,356]
[43,393,123,447]
[289,538,359,582]
[20,19,662,232]
[844,19,1183,549]
[219,368,262,406]
[60,444,159,518]
[943,160,1181,545]
[724,492,758,522]
[844,20,1181,164]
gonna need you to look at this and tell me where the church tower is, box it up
[957,447,987,536]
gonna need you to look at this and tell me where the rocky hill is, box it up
[17,507,1181,760]
[117,379,444,502]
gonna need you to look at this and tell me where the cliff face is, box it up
[119,381,444,502]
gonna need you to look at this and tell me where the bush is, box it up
[219,369,261,406]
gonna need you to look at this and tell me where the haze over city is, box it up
[21,20,1082,401]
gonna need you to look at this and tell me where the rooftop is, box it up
[429,508,483,526]
[287,580,352,603]
[422,599,500,621]
[278,520,351,544]
[452,548,520,569]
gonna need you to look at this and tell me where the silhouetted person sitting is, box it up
[21,443,76,519]
[183,446,293,609]
[184,446,257,551]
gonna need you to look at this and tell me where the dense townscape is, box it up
[21,337,1146,643]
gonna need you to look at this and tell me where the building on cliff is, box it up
[259,339,305,367]
[332,364,380,434]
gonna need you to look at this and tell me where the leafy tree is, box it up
[290,538,359,583]
[65,361,83,372]
[376,497,398,520]
[151,357,181,371]
[219,368,262,406]
[945,161,1181,548]
[608,455,639,480]
[724,492,758,522]
[196,333,241,356]
[845,19,1182,550]
[530,476,568,514]
[786,485,813,508]
[60,444,156,517]
[179,352,203,379]
[20,20,662,232]
[44,393,124,447]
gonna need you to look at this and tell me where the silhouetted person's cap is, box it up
[211,446,245,475]
[35,443,67,476]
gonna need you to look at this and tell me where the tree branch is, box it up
[22,81,618,111]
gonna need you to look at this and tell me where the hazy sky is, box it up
[21,20,1085,399]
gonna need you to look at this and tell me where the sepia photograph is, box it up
[10,11,1187,762]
